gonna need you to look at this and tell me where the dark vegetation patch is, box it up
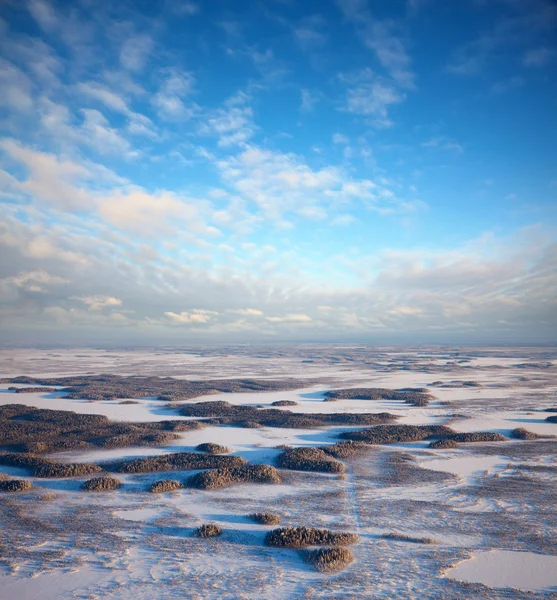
[111,452,246,474]
[546,415,557,423]
[264,527,359,548]
[0,479,33,493]
[319,440,371,458]
[513,362,554,369]
[178,400,397,428]
[271,400,298,407]
[0,404,200,454]
[1,374,304,401]
[429,439,459,449]
[195,442,229,454]
[249,512,281,525]
[510,428,542,440]
[379,532,436,544]
[195,524,222,538]
[277,447,344,473]
[324,387,432,407]
[544,407,557,412]
[81,476,121,492]
[0,452,102,478]
[429,380,481,388]
[150,479,183,493]
[304,547,354,572]
[377,452,457,487]
[188,464,281,489]
[444,432,506,443]
[8,387,58,393]
[340,424,454,445]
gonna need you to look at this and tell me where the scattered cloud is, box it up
[71,295,123,309]
[120,35,154,72]
[164,309,216,324]
[522,47,554,67]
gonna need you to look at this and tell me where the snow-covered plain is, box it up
[0,346,556,599]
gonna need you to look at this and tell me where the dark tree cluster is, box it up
[277,447,344,473]
[0,478,33,493]
[264,527,359,548]
[1,374,305,402]
[195,442,230,454]
[0,404,200,454]
[188,464,281,489]
[340,424,454,445]
[0,452,102,478]
[304,547,354,572]
[111,452,246,474]
[178,400,397,428]
[81,476,122,491]
[324,387,433,406]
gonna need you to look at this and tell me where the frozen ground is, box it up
[0,345,555,599]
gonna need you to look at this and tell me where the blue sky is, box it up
[0,0,556,344]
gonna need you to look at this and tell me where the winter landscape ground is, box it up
[0,345,555,600]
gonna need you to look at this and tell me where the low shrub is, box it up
[444,432,506,443]
[249,512,281,525]
[82,476,121,492]
[325,387,432,407]
[543,407,557,413]
[305,547,354,572]
[196,442,230,454]
[510,428,540,440]
[379,532,436,544]
[0,404,202,454]
[112,452,246,474]
[264,527,359,548]
[0,452,102,478]
[271,400,298,407]
[10,387,58,393]
[189,464,281,490]
[320,441,370,458]
[195,524,222,538]
[429,439,459,449]
[340,425,454,445]
[179,401,397,429]
[150,479,182,493]
[277,447,344,473]
[546,415,557,424]
[0,479,33,493]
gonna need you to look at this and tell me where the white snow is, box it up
[447,550,557,592]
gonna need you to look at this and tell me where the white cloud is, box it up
[164,309,216,324]
[336,0,414,88]
[0,139,95,210]
[71,295,123,310]
[0,60,34,113]
[522,47,553,67]
[332,133,349,145]
[421,137,464,154]
[300,89,319,112]
[76,82,130,114]
[266,313,312,323]
[80,109,136,157]
[229,308,264,316]
[98,189,218,238]
[202,105,255,147]
[120,35,153,72]
[172,2,199,15]
[152,69,196,120]
[28,0,59,32]
[341,69,404,126]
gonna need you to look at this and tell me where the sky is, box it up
[0,0,556,346]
